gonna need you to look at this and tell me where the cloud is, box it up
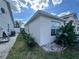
[51,13,57,15]
[6,0,63,12]
[52,0,62,6]
[30,0,49,11]
[14,18,24,21]
[58,11,71,17]
[6,0,20,12]
[6,0,49,12]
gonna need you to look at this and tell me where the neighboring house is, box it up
[0,0,14,37]
[75,20,79,34]
[24,10,64,51]
[60,13,79,34]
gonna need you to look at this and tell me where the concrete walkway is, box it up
[0,34,18,59]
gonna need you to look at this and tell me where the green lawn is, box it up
[7,33,79,59]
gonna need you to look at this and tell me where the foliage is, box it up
[21,29,27,40]
[26,34,36,48]
[14,21,20,28]
[21,29,36,48]
[7,33,79,59]
[54,21,77,48]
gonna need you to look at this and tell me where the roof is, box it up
[25,10,64,26]
[60,13,76,18]
[60,13,78,20]
[59,12,79,23]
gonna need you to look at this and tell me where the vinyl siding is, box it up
[0,0,14,33]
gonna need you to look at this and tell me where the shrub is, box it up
[26,34,36,48]
[21,29,36,48]
[21,29,27,40]
[54,20,77,48]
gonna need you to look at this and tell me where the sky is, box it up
[6,0,79,23]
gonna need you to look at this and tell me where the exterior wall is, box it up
[25,25,29,34]
[0,0,14,35]
[25,17,40,45]
[65,17,76,23]
[75,23,79,34]
[14,28,20,33]
[40,16,63,46]
[25,15,64,46]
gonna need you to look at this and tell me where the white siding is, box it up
[25,17,40,45]
[40,16,63,45]
[25,16,63,46]
[65,17,75,23]
[24,25,29,33]
[0,0,14,33]
[75,24,79,34]
[40,16,52,45]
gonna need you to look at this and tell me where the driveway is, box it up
[0,34,18,59]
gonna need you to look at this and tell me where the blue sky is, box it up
[11,0,79,22]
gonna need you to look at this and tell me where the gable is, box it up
[25,10,64,26]
[0,0,14,27]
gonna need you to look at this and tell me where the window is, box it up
[1,8,5,13]
[51,21,60,36]
[51,29,59,36]
[51,29,55,35]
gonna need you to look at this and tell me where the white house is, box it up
[24,10,64,51]
[0,0,14,37]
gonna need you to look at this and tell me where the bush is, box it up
[21,29,27,40]
[21,29,36,48]
[26,34,36,48]
[54,20,77,48]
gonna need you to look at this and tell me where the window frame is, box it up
[51,21,61,36]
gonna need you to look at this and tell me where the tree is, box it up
[14,21,20,28]
[54,20,77,48]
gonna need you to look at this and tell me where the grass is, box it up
[7,33,79,59]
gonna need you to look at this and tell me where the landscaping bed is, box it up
[6,33,79,59]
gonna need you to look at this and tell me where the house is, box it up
[60,13,79,34]
[25,10,79,52]
[24,10,64,51]
[0,0,14,37]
